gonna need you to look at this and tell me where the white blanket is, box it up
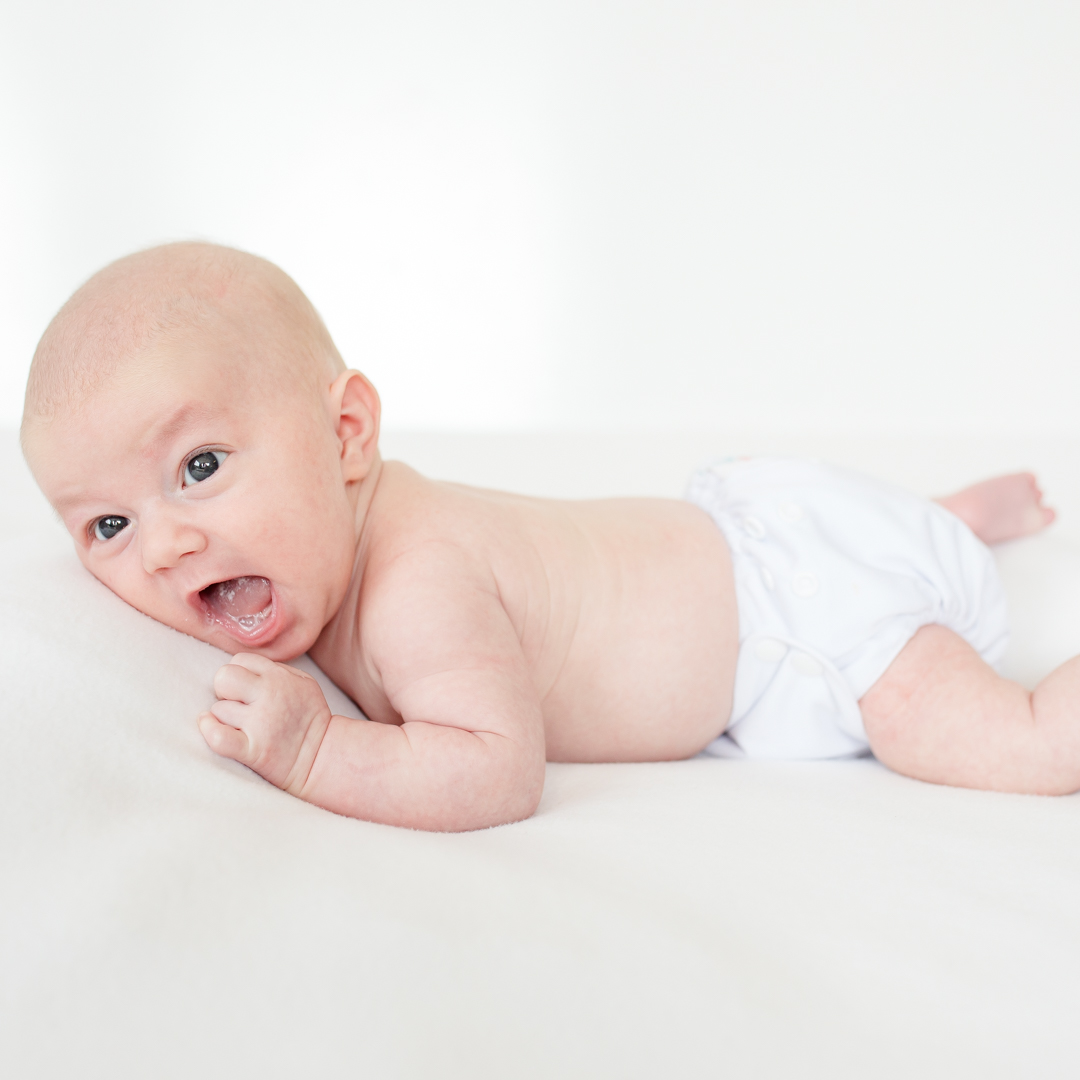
[4,429,1080,1078]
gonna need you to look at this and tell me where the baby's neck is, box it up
[349,451,384,541]
[309,453,386,669]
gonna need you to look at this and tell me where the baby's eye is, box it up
[184,450,227,486]
[93,515,130,542]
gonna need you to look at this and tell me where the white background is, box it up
[1,0,1078,435]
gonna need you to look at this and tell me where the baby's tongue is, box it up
[202,576,272,633]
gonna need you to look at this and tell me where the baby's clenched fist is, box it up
[198,653,333,795]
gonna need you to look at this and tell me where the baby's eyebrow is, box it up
[48,401,219,514]
[139,402,217,460]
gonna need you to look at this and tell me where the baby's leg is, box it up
[936,473,1055,545]
[861,625,1080,795]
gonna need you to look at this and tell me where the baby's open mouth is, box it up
[201,576,273,634]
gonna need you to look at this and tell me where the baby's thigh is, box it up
[860,625,1043,792]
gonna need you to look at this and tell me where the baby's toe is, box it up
[1021,501,1056,536]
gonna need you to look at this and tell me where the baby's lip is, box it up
[194,575,280,644]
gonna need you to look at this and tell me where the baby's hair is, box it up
[21,242,345,448]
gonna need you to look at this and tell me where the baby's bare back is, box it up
[313,463,739,763]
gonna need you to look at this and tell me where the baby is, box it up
[21,243,1072,831]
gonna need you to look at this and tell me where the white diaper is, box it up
[686,458,1009,760]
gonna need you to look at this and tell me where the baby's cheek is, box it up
[89,561,190,636]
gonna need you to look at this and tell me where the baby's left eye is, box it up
[184,450,227,486]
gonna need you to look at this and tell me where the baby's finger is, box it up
[198,711,251,762]
[210,698,249,729]
[228,652,277,674]
[213,661,262,703]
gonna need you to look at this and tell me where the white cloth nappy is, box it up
[686,458,1009,760]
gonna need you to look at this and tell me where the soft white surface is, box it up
[4,429,1080,1078]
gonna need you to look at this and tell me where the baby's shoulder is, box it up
[347,465,528,671]
[358,462,504,606]
[313,463,524,700]
[365,460,497,550]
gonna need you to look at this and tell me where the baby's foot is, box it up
[937,473,1056,545]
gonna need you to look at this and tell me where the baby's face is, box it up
[27,334,363,661]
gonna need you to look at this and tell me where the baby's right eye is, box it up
[184,450,227,486]
[93,515,130,542]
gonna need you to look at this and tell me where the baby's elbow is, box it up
[451,752,545,832]
[503,739,546,820]
[502,760,546,825]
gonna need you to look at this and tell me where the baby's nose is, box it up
[140,508,207,573]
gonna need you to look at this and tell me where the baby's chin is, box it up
[201,616,313,662]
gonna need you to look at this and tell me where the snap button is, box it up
[741,515,766,539]
[792,653,824,677]
[754,638,787,663]
[791,571,819,597]
[779,501,803,522]
[760,566,775,590]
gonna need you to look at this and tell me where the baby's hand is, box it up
[198,654,333,795]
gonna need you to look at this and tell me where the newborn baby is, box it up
[21,243,1068,831]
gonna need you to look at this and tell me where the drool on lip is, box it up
[201,576,273,632]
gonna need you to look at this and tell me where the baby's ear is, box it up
[328,370,380,483]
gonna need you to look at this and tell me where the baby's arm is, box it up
[199,544,546,831]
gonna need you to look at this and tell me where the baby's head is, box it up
[22,242,381,660]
